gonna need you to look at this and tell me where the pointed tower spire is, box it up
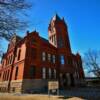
[52,14,61,21]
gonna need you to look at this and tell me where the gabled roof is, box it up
[40,37,49,44]
[40,37,57,49]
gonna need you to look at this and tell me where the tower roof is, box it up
[52,14,61,21]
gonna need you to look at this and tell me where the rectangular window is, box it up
[58,35,63,48]
[31,48,37,59]
[42,67,46,79]
[54,35,57,45]
[6,70,9,80]
[17,49,21,60]
[0,73,1,79]
[10,55,13,64]
[42,52,46,61]
[48,54,51,62]
[54,69,56,79]
[2,61,4,66]
[8,56,10,65]
[30,65,35,78]
[60,55,65,65]
[3,72,5,81]
[49,68,51,79]
[15,67,18,80]
[31,39,36,45]
[52,55,56,63]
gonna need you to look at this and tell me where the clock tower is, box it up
[48,14,71,53]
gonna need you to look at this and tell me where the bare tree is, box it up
[84,49,100,78]
[0,0,31,40]
[0,0,32,57]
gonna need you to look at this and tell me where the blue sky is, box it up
[24,0,100,55]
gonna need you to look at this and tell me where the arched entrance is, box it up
[59,73,75,88]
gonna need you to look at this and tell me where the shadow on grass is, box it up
[58,96,100,100]
[58,96,73,99]
[58,96,86,100]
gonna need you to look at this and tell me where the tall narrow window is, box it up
[54,35,56,45]
[7,70,9,80]
[42,67,46,79]
[48,54,51,62]
[3,71,5,81]
[17,49,21,60]
[51,36,53,42]
[2,60,4,67]
[60,55,65,65]
[31,48,37,59]
[30,66,35,78]
[49,68,51,79]
[42,52,46,61]
[54,69,56,79]
[5,71,8,81]
[10,55,13,64]
[15,67,18,80]
[58,35,63,48]
[8,56,10,65]
[9,56,11,64]
[0,73,1,79]
[52,55,56,63]
[3,71,6,81]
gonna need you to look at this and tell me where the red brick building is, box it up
[0,15,84,93]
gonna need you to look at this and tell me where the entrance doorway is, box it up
[60,73,68,88]
[59,73,75,88]
[70,74,74,86]
[62,74,67,87]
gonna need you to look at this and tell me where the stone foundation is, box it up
[22,79,48,93]
[0,81,9,92]
[10,80,23,93]
[0,79,57,93]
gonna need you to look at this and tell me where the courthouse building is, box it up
[0,14,84,93]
